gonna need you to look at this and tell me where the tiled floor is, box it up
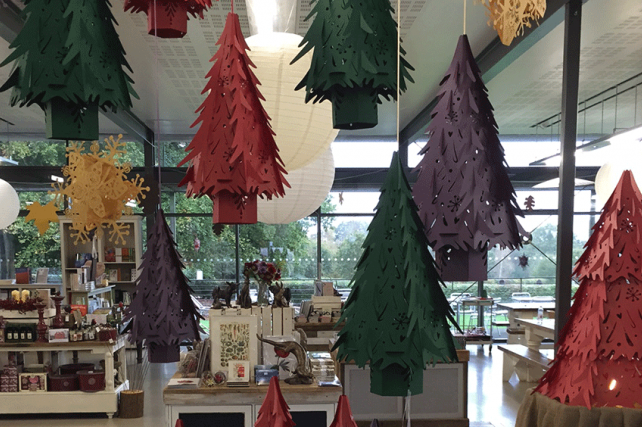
[0,345,533,427]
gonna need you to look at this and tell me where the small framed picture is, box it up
[35,268,49,284]
[228,361,250,383]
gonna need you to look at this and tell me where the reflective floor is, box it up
[0,345,533,427]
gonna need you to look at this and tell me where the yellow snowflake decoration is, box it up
[476,0,546,46]
[50,134,149,245]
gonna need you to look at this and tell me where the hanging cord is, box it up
[463,0,467,34]
[153,0,162,190]
[396,0,401,147]
[231,0,233,14]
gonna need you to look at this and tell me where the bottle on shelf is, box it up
[537,305,544,324]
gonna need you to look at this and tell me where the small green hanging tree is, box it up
[333,152,459,396]
[292,0,413,130]
[1,0,136,140]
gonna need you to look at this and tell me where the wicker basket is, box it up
[119,390,144,418]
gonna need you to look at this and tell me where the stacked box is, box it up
[1,365,19,392]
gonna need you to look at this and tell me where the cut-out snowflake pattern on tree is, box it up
[475,0,546,46]
[50,135,149,245]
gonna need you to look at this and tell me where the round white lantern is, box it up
[595,143,642,206]
[0,179,20,229]
[246,33,338,171]
[258,147,335,224]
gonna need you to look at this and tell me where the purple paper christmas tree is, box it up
[124,209,203,363]
[412,35,527,281]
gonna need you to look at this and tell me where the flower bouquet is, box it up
[243,260,282,306]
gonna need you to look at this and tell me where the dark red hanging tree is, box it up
[535,170,642,409]
[412,35,527,281]
[255,377,295,427]
[124,209,203,363]
[124,0,212,38]
[178,12,288,224]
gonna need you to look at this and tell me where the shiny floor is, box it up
[0,345,533,427]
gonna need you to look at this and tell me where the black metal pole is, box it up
[235,225,240,285]
[316,208,322,280]
[555,0,582,344]
[143,135,155,235]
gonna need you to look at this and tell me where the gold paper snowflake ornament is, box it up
[50,135,149,245]
[476,0,546,46]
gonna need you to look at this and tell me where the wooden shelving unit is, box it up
[59,216,142,308]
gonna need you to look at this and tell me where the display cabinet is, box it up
[0,336,128,418]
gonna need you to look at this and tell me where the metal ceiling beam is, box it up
[0,3,155,147]
[400,0,587,146]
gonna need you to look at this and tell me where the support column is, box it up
[555,0,582,344]
[316,208,322,280]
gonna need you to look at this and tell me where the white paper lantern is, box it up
[258,147,334,224]
[0,179,20,229]
[246,33,338,171]
[595,143,642,207]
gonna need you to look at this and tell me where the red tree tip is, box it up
[329,395,357,427]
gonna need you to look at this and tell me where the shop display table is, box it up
[163,377,342,427]
[0,337,128,418]
[515,388,642,427]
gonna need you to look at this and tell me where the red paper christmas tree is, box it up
[124,0,212,38]
[535,170,642,409]
[329,395,357,427]
[178,13,288,224]
[255,377,295,427]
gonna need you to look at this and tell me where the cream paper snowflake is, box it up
[476,0,546,46]
[50,135,149,245]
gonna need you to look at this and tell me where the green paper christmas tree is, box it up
[333,152,459,396]
[1,0,136,140]
[292,0,414,130]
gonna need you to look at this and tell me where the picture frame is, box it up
[35,268,49,284]
[196,338,210,379]
[209,312,258,381]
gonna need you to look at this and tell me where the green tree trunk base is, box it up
[46,99,98,141]
[370,364,423,396]
[332,90,378,130]
[436,246,488,281]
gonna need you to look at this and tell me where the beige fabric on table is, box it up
[515,389,642,427]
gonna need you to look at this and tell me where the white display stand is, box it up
[163,379,341,427]
[0,336,128,418]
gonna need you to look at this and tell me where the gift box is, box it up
[97,328,117,341]
[49,373,79,391]
[59,363,94,375]
[19,373,47,392]
[78,370,105,392]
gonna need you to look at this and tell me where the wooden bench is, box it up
[498,344,554,382]
[492,321,510,327]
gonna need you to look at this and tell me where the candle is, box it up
[12,290,20,301]
[21,290,30,302]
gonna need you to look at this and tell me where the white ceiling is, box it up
[0,0,640,143]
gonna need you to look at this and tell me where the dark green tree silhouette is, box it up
[292,0,413,130]
[333,152,459,396]
[1,0,136,140]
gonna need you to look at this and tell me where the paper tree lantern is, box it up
[477,0,546,46]
[255,377,295,427]
[0,0,136,141]
[0,179,20,230]
[50,135,149,245]
[124,0,212,38]
[246,33,338,171]
[124,209,204,363]
[330,395,358,427]
[413,35,526,281]
[292,0,414,130]
[333,152,459,396]
[535,170,642,409]
[257,146,334,224]
[178,13,289,225]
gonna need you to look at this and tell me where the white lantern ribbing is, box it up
[258,147,334,224]
[0,179,20,229]
[246,33,338,171]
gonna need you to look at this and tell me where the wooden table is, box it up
[517,318,555,350]
[164,378,342,427]
[496,302,556,344]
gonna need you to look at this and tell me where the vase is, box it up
[257,281,271,306]
[35,302,48,343]
[52,294,65,329]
